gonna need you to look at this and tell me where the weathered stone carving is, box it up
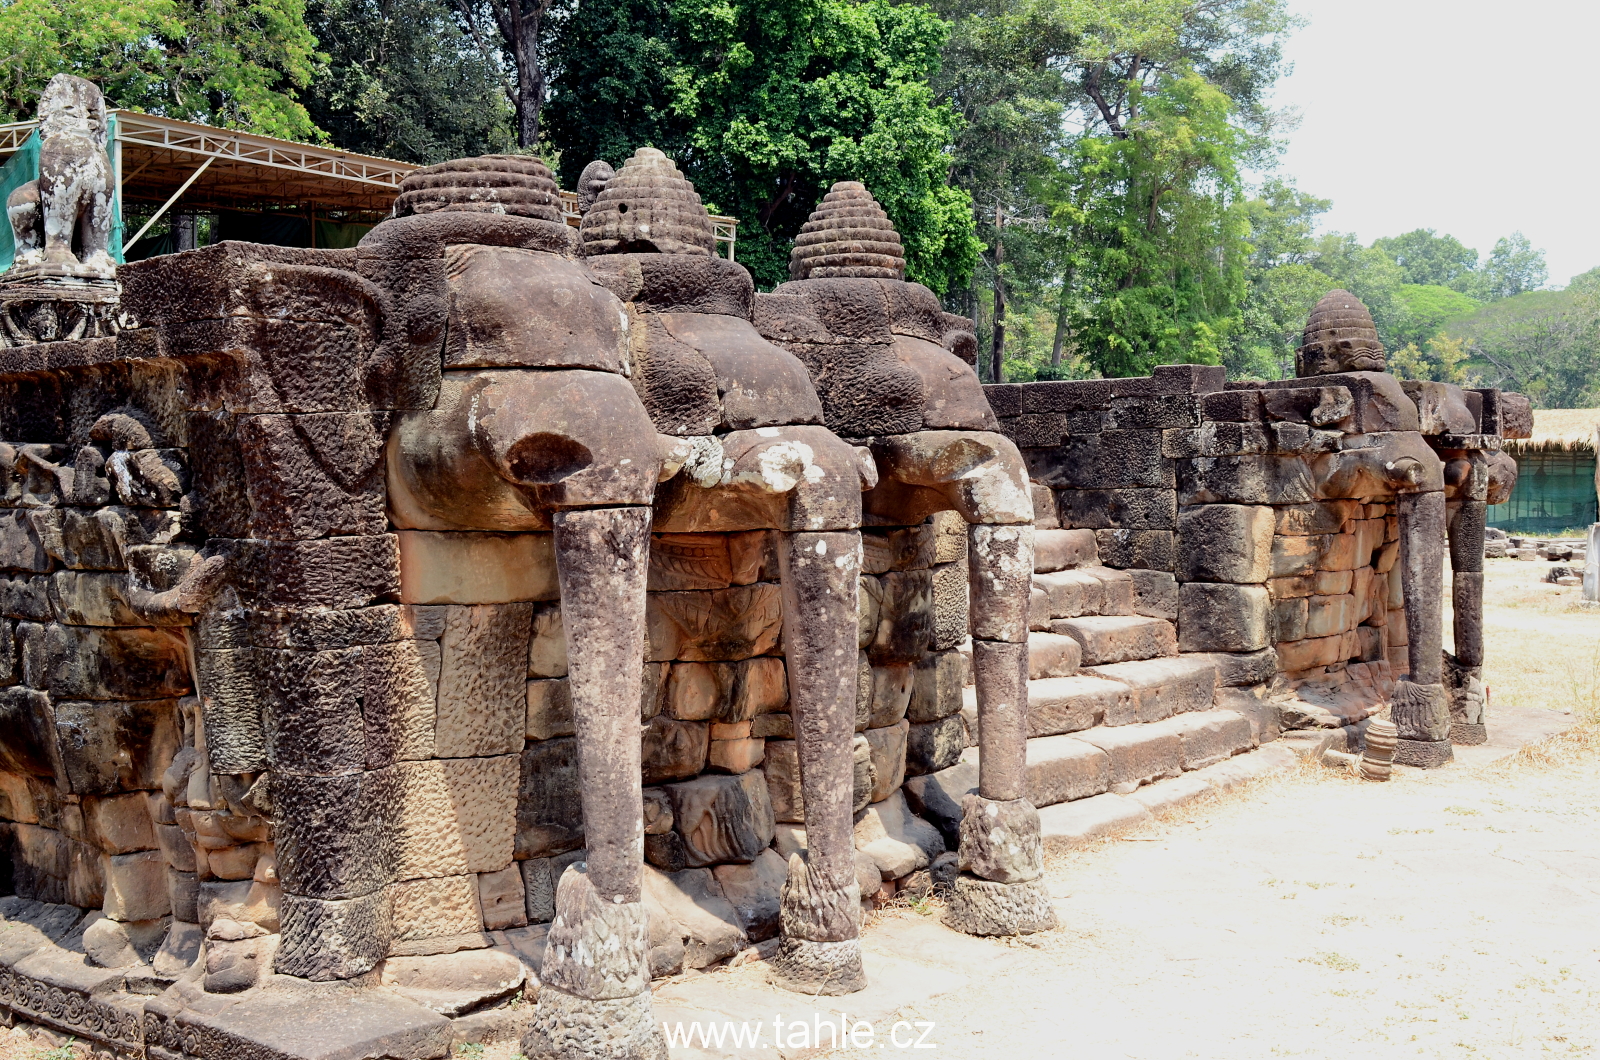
[2,74,121,347]
[757,182,1051,937]
[1296,289,1386,376]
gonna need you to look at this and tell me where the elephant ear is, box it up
[291,412,388,492]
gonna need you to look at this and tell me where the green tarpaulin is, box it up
[1488,450,1599,534]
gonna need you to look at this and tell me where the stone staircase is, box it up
[908,528,1293,852]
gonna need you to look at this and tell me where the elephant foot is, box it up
[943,874,1056,936]
[526,863,661,1058]
[1444,657,1487,745]
[522,987,666,1060]
[1393,738,1454,767]
[769,938,866,996]
[771,852,865,995]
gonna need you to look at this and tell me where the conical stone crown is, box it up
[394,155,562,221]
[579,147,715,257]
[789,182,905,281]
[1297,289,1387,376]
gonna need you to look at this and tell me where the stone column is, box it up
[1391,490,1452,767]
[525,506,666,1060]
[945,523,1055,936]
[1445,455,1488,745]
[770,529,867,995]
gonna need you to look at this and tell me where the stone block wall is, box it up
[986,365,1518,737]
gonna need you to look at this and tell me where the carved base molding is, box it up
[0,964,147,1055]
[0,276,123,348]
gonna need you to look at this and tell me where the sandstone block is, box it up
[53,698,181,795]
[1276,635,1346,673]
[763,739,804,823]
[869,570,934,662]
[527,604,566,677]
[853,789,944,879]
[1087,656,1219,725]
[712,848,786,943]
[392,531,550,605]
[396,528,553,605]
[83,793,155,855]
[1038,793,1152,852]
[1073,725,1181,789]
[1053,615,1175,665]
[906,650,963,722]
[1034,569,1105,619]
[931,561,967,649]
[1055,488,1176,530]
[864,718,909,802]
[515,739,583,860]
[666,771,775,867]
[1127,569,1178,620]
[1306,593,1357,638]
[650,533,734,590]
[640,715,709,784]
[642,865,746,970]
[525,678,573,740]
[435,604,532,758]
[1183,648,1278,688]
[1023,736,1110,807]
[1093,529,1174,572]
[103,850,170,922]
[1026,674,1125,737]
[479,865,528,931]
[275,889,392,980]
[1176,504,1274,583]
[1032,528,1098,572]
[392,874,483,943]
[1150,710,1254,770]
[1177,583,1271,653]
[905,715,965,777]
[901,759,977,849]
[398,755,519,878]
[44,624,191,701]
[1027,630,1081,679]
[708,737,766,774]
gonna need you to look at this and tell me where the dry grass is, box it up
[0,1026,91,1060]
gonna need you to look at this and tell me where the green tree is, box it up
[1390,283,1478,350]
[1449,279,1600,407]
[1388,335,1473,385]
[548,0,979,292]
[1371,228,1477,289]
[1058,69,1251,376]
[303,0,515,162]
[1225,179,1329,379]
[0,0,324,140]
[543,0,685,180]
[1475,231,1548,301]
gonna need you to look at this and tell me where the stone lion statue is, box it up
[6,74,117,277]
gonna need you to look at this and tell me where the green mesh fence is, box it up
[1487,450,1598,534]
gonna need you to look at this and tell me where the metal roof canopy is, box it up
[0,110,737,256]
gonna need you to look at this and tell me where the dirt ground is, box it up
[2,559,1595,1060]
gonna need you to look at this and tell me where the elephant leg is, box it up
[525,507,666,1060]
[770,529,867,995]
[1391,490,1452,768]
[1446,493,1487,745]
[945,523,1055,936]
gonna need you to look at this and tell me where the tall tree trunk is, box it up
[510,1,548,148]
[1050,269,1072,369]
[991,202,1005,384]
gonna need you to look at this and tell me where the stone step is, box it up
[1052,615,1176,665]
[1032,566,1135,620]
[1082,656,1217,725]
[1038,742,1296,851]
[1033,528,1098,573]
[1027,630,1082,680]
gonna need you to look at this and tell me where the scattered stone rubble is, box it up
[0,133,1527,1060]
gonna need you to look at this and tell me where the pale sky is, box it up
[1268,0,1600,286]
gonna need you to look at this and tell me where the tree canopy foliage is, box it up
[1,0,323,139]
[546,0,979,291]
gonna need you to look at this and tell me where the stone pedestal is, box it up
[0,270,120,347]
